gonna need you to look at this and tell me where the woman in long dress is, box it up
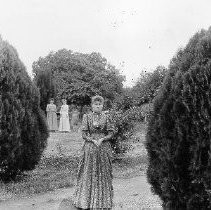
[59,99,70,132]
[73,95,115,209]
[46,98,58,132]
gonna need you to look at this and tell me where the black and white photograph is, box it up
[1,0,211,209]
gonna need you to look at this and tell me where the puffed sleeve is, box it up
[81,114,89,131]
[59,105,63,114]
[46,104,50,112]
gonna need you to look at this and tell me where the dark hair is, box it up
[91,95,104,104]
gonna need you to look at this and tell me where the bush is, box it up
[133,66,167,106]
[146,27,211,209]
[112,89,134,111]
[0,37,49,182]
[109,106,143,155]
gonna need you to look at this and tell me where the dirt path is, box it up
[0,127,162,209]
[0,176,161,210]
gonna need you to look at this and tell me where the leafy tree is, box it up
[133,66,167,106]
[0,37,48,181]
[146,28,211,209]
[32,55,56,111]
[33,50,125,111]
[112,87,134,111]
[109,106,143,155]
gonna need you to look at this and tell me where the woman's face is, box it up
[50,100,54,104]
[92,101,103,113]
[62,99,66,104]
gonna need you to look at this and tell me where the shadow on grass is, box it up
[113,155,148,179]
[0,122,148,199]
[0,154,148,199]
[0,156,80,198]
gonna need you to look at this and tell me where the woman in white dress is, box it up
[59,99,70,132]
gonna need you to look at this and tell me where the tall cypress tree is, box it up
[146,28,211,209]
[0,37,49,181]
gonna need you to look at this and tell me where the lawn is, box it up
[0,123,148,201]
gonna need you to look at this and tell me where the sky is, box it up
[1,0,211,87]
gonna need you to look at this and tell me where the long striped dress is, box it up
[73,111,115,209]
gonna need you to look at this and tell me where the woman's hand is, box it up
[96,138,104,147]
[92,139,99,146]
[89,137,105,147]
[91,139,103,147]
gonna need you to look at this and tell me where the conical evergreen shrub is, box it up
[0,37,49,182]
[146,27,211,209]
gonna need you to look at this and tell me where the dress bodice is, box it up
[60,105,69,114]
[82,112,115,140]
[46,104,56,112]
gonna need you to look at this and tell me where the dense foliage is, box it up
[146,27,211,209]
[112,87,134,111]
[32,49,125,111]
[0,37,48,181]
[109,106,143,155]
[133,66,167,106]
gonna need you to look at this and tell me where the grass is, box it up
[113,155,148,179]
[0,156,80,199]
[0,123,148,200]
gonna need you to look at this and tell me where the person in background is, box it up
[46,98,58,132]
[73,95,115,209]
[70,106,80,132]
[83,105,92,115]
[59,98,70,132]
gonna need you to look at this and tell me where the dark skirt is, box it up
[73,141,114,209]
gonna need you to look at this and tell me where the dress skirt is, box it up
[46,104,58,131]
[47,111,58,131]
[73,140,114,209]
[59,114,70,132]
[59,104,70,132]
